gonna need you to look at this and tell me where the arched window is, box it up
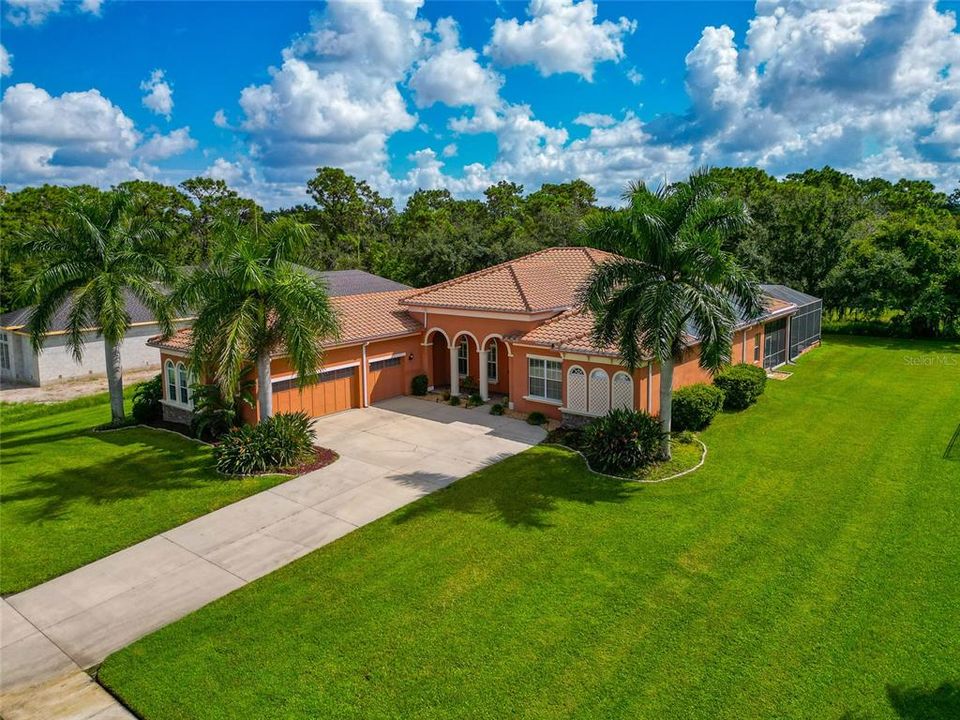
[588,368,610,415]
[457,337,469,377]
[177,362,190,404]
[166,360,177,401]
[612,371,634,411]
[566,366,587,412]
[486,340,498,382]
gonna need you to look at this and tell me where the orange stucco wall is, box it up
[172,308,777,426]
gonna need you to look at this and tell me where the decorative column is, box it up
[478,348,489,401]
[449,341,459,396]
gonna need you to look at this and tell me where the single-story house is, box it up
[149,247,821,425]
[0,291,192,387]
[0,269,406,388]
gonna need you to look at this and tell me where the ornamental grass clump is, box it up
[581,408,662,474]
[214,412,316,475]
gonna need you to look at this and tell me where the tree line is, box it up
[2,165,958,337]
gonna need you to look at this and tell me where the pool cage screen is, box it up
[760,285,823,367]
[788,298,822,359]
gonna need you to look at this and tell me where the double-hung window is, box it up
[457,338,469,377]
[166,360,177,401]
[528,357,562,402]
[166,359,194,408]
[486,341,498,382]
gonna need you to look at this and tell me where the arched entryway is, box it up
[425,329,451,390]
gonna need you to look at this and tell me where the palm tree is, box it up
[578,169,765,460]
[23,190,177,424]
[176,214,340,421]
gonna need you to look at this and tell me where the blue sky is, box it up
[1,1,958,207]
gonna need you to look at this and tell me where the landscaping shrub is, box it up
[131,374,163,423]
[448,395,461,406]
[527,411,547,426]
[672,383,725,431]
[581,408,662,473]
[411,374,428,396]
[442,390,451,401]
[489,403,504,416]
[461,376,479,394]
[714,364,768,410]
[674,430,696,445]
[191,382,251,440]
[467,393,483,407]
[214,412,316,475]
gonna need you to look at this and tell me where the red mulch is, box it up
[282,447,339,475]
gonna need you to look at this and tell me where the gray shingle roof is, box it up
[1,269,409,333]
[0,289,166,332]
[300,268,411,296]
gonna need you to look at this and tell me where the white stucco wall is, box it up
[3,321,190,387]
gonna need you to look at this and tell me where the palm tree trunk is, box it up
[658,356,674,460]
[257,353,273,422]
[104,338,125,424]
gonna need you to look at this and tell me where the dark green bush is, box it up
[461,376,479,394]
[131,374,163,423]
[214,412,316,475]
[467,393,483,407]
[411,374,428,396]
[527,411,547,425]
[714,364,768,410]
[672,383,725,431]
[191,382,248,440]
[581,408,662,473]
[489,403,504,416]
[674,430,696,445]
[448,395,461,406]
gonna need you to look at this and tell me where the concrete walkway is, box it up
[0,397,544,719]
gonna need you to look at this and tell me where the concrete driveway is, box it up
[0,397,544,720]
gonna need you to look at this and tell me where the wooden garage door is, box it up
[272,366,359,417]
[368,356,404,403]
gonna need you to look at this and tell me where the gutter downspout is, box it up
[361,342,369,407]
[741,328,747,363]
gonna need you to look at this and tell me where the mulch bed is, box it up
[110,417,339,475]
[282,447,338,475]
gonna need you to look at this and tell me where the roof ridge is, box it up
[507,265,532,312]
[400,246,584,304]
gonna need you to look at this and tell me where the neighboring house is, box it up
[149,248,822,426]
[0,290,192,387]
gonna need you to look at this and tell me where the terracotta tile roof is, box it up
[401,246,614,313]
[148,289,422,354]
[511,292,797,357]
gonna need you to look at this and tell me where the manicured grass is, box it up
[100,336,960,719]
[0,393,287,594]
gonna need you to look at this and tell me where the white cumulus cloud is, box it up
[140,69,173,120]
[4,0,103,26]
[138,127,197,161]
[574,112,616,128]
[0,45,11,77]
[486,0,636,81]
[409,18,503,109]
[234,0,424,183]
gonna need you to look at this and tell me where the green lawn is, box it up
[0,394,287,594]
[100,336,960,719]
